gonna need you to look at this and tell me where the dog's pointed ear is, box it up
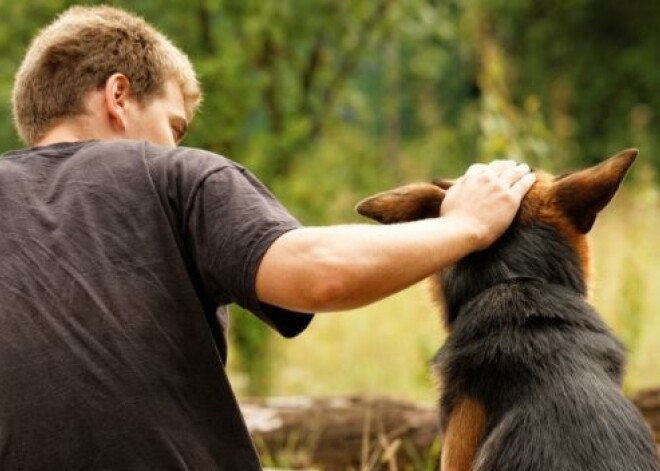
[356,182,447,224]
[553,148,637,233]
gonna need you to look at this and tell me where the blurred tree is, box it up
[474,0,660,170]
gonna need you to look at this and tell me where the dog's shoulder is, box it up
[437,282,626,392]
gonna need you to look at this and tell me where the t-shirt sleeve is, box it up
[151,146,312,338]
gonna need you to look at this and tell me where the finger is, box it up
[464,163,488,177]
[510,172,537,199]
[500,163,531,187]
[486,159,517,177]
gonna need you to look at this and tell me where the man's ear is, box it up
[553,148,637,233]
[356,182,446,224]
[104,73,132,131]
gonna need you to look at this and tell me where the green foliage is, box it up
[228,306,274,396]
[475,0,660,169]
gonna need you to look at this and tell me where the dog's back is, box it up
[357,149,660,470]
[434,223,658,470]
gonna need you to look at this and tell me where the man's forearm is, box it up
[256,216,482,313]
[256,161,535,313]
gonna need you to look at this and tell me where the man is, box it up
[2,5,535,470]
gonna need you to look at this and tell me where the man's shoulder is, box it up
[140,141,241,176]
[83,139,231,167]
[2,139,238,169]
[1,139,250,194]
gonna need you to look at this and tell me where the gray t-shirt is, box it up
[0,140,312,470]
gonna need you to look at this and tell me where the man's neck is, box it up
[34,115,113,148]
[35,129,83,147]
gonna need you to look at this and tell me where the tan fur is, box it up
[440,395,487,471]
[518,172,593,290]
[428,276,448,329]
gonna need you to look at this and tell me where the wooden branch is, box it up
[309,0,393,138]
[327,0,391,97]
[197,1,216,55]
[260,35,284,134]
[300,37,325,116]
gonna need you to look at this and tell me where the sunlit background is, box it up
[2,0,658,417]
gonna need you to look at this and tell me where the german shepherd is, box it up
[356,149,660,471]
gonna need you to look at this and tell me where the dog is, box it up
[356,149,660,471]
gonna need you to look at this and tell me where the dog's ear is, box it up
[553,148,637,233]
[356,182,447,224]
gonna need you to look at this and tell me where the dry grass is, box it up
[261,282,444,404]
[590,189,660,392]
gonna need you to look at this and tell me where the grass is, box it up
[259,283,443,404]
[230,188,660,401]
[590,189,660,392]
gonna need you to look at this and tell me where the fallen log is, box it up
[241,395,440,470]
[632,388,660,443]
[242,388,660,470]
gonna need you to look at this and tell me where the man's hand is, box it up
[440,160,536,250]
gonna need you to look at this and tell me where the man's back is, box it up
[0,140,307,470]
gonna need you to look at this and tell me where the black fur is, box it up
[433,220,660,470]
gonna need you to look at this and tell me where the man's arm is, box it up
[256,161,536,313]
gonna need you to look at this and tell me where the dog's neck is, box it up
[440,222,588,325]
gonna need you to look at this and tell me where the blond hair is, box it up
[12,5,202,145]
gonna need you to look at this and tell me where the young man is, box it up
[2,6,535,470]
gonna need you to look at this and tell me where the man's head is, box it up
[12,5,201,147]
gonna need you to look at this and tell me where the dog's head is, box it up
[356,149,637,327]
